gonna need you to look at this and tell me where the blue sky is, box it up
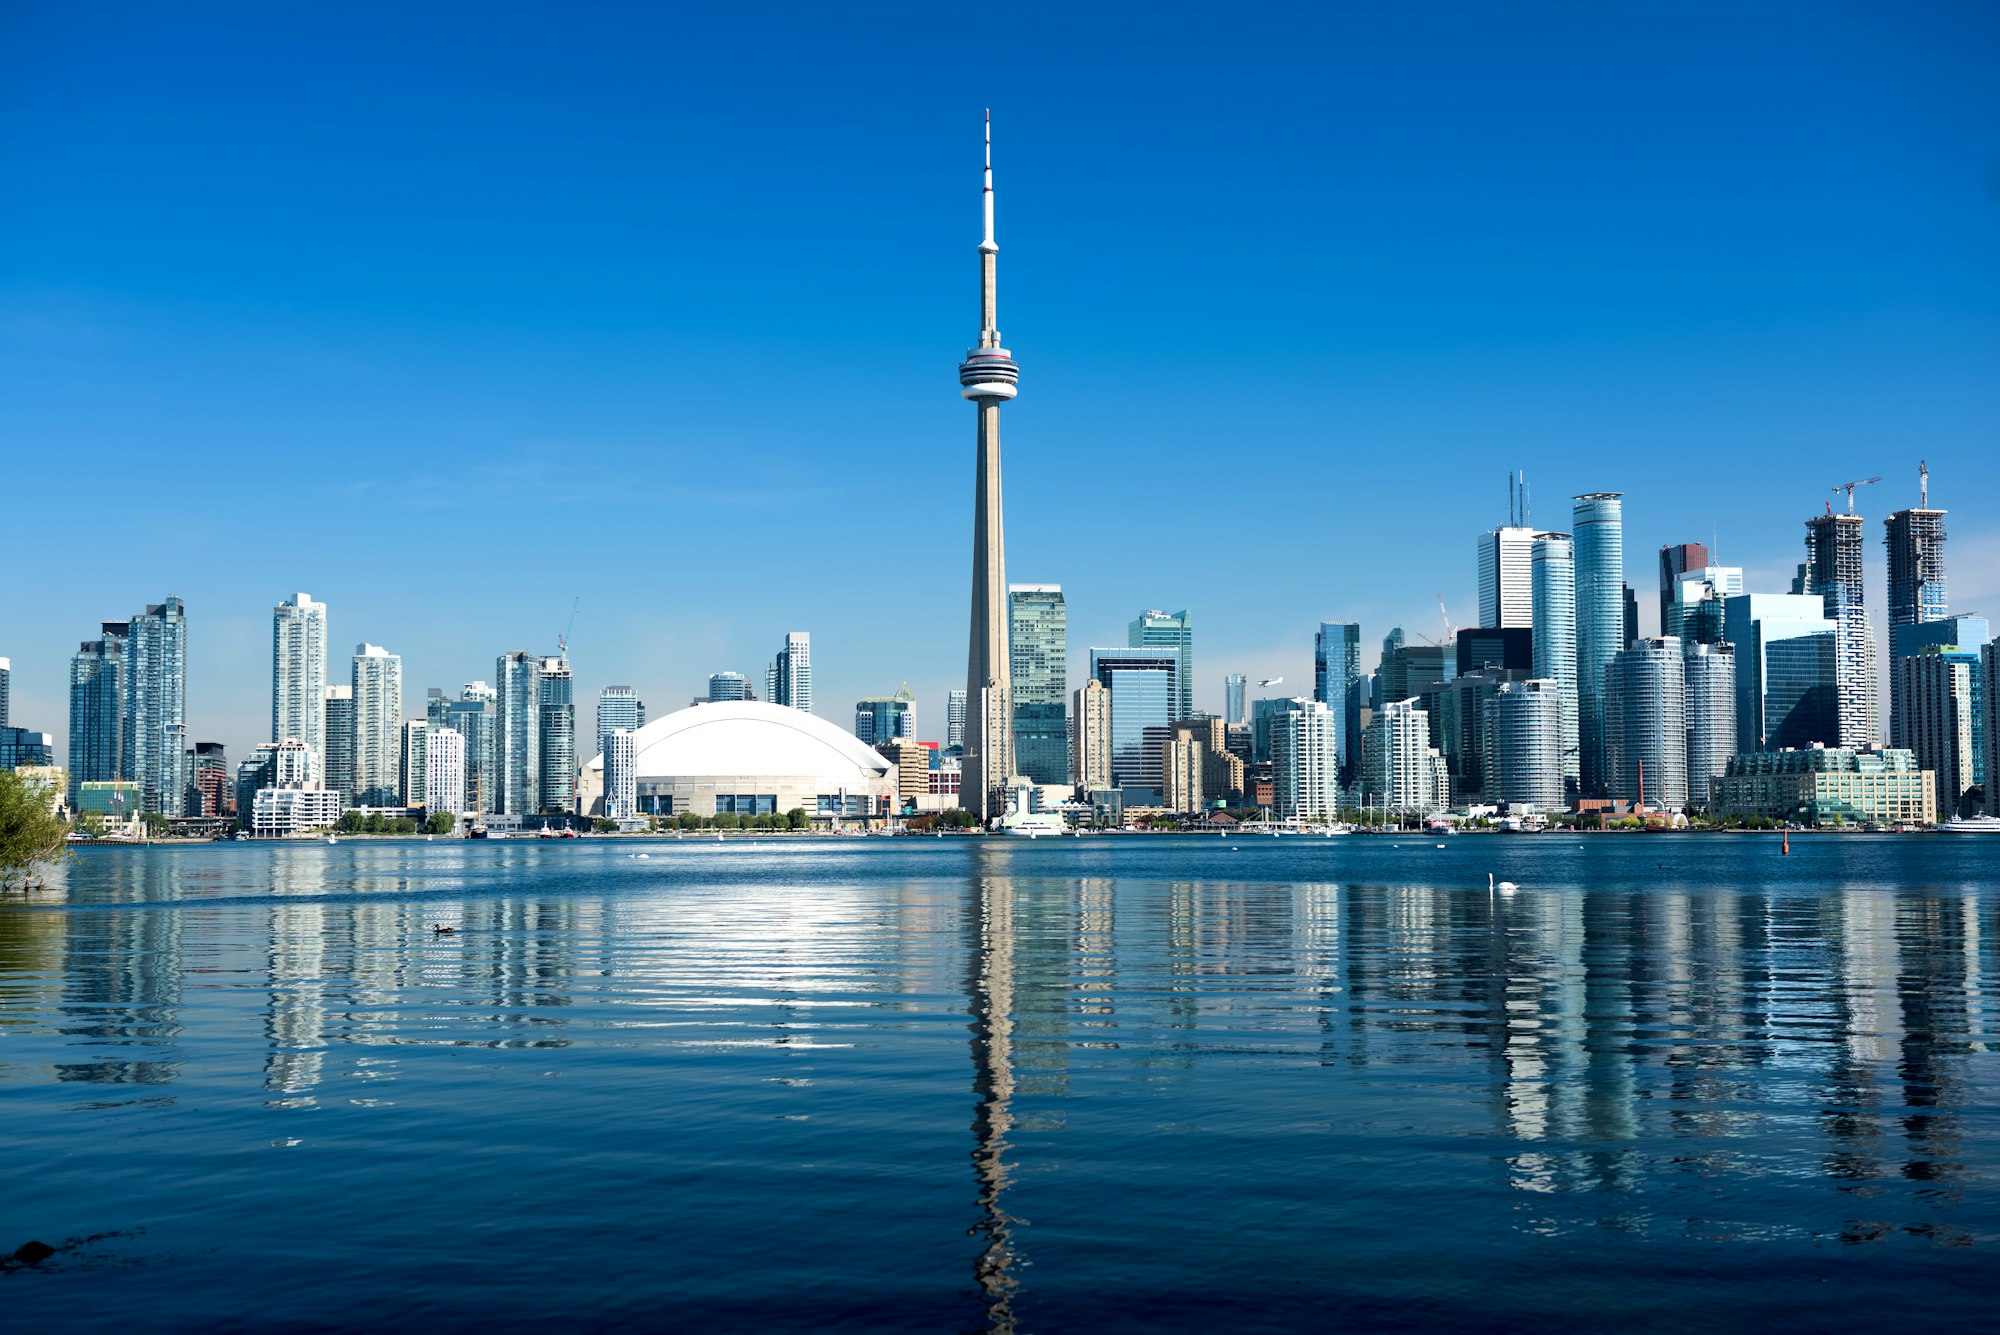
[4,2,1997,762]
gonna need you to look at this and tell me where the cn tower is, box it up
[959,111,1019,822]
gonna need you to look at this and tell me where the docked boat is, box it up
[1939,815,2000,833]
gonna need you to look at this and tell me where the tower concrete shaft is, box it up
[959,112,1019,820]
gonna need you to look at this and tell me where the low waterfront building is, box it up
[1709,746,1935,827]
[252,785,345,837]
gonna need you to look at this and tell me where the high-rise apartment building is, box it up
[1484,679,1563,811]
[321,684,354,797]
[351,643,402,806]
[597,686,645,752]
[1129,610,1194,721]
[272,592,327,763]
[1223,674,1248,727]
[1091,647,1180,798]
[1364,699,1446,815]
[1530,532,1579,792]
[124,597,188,817]
[947,690,967,753]
[1985,642,2000,817]
[1313,622,1363,788]
[602,728,637,821]
[1658,542,1711,639]
[539,656,576,815]
[706,672,752,703]
[1884,469,1947,630]
[1271,699,1340,822]
[1889,616,1988,752]
[1682,642,1736,808]
[68,624,127,806]
[1573,493,1625,796]
[0,656,8,727]
[1802,510,1878,750]
[1477,527,1537,630]
[767,632,812,713]
[451,681,496,814]
[426,726,466,819]
[1010,584,1068,783]
[399,720,428,808]
[1899,646,1977,819]
[1606,637,1688,811]
[494,653,542,817]
[1070,679,1110,790]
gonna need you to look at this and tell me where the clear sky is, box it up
[4,2,1997,762]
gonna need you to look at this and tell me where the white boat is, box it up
[996,785,1067,837]
[1940,815,2000,833]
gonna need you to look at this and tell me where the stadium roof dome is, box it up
[584,701,894,788]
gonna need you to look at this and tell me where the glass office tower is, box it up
[1313,622,1363,787]
[1090,647,1180,800]
[1009,585,1068,783]
[494,652,543,817]
[1128,610,1194,721]
[124,597,188,817]
[1572,494,1625,795]
[538,656,577,815]
[68,624,128,808]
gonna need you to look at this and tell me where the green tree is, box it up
[424,811,456,835]
[338,810,365,833]
[785,807,807,830]
[390,818,418,834]
[592,818,617,833]
[1,769,72,890]
[141,812,170,836]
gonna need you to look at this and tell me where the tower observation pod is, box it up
[960,111,1019,822]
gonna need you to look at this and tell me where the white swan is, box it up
[1488,872,1519,893]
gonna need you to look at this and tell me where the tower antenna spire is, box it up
[982,109,995,254]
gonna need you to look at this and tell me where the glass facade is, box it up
[1605,637,1687,809]
[322,686,354,799]
[124,597,188,817]
[352,643,402,807]
[446,694,495,815]
[1572,493,1625,796]
[1724,593,1838,754]
[1224,674,1247,727]
[1485,679,1563,811]
[597,686,645,750]
[1530,532,1579,791]
[706,672,752,703]
[1682,643,1736,807]
[1313,622,1363,787]
[1128,610,1194,721]
[494,652,542,817]
[1009,585,1068,783]
[68,624,127,807]
[1763,632,1840,753]
[539,657,576,815]
[1091,647,1179,799]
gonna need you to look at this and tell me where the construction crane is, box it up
[1830,476,1882,515]
[1920,460,1930,509]
[556,597,581,661]
[1437,594,1455,645]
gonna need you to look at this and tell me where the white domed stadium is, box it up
[582,702,895,821]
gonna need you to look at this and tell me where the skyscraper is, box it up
[959,113,1020,821]
[351,643,402,806]
[1657,542,1711,639]
[1477,527,1537,630]
[1985,642,2000,817]
[399,719,428,808]
[426,727,467,819]
[1365,699,1446,815]
[1899,646,1977,819]
[1682,642,1736,808]
[854,686,917,746]
[1010,584,1068,783]
[68,624,127,806]
[767,632,812,713]
[494,652,542,817]
[1530,531,1579,792]
[0,656,9,727]
[451,681,496,814]
[321,684,353,797]
[1270,699,1340,822]
[1884,465,1947,631]
[1888,615,1989,766]
[124,597,188,817]
[707,672,753,703]
[601,728,636,821]
[1223,674,1248,727]
[539,655,576,815]
[1129,610,1194,720]
[1802,508,1878,750]
[1070,678,1110,790]
[1313,622,1363,788]
[272,592,327,763]
[947,689,968,753]
[1573,493,1625,795]
[1664,566,1744,643]
[597,686,645,750]
[1484,679,1564,811]
[1090,647,1180,799]
[1722,593,1838,754]
[1606,637,1687,811]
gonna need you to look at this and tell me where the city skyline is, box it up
[4,7,1998,768]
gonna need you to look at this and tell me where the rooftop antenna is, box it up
[1920,459,1929,509]
[1508,471,1516,526]
[1523,472,1531,528]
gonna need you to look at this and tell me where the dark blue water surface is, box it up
[4,833,1999,1331]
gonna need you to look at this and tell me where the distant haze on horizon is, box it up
[3,3,1997,764]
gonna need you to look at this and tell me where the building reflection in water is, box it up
[54,853,185,1087]
[966,850,1020,1333]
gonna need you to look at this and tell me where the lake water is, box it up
[3,834,1998,1331]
